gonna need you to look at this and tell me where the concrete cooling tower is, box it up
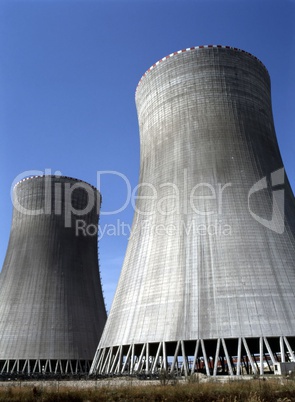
[0,175,107,375]
[91,45,295,376]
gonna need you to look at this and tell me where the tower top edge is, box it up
[135,45,269,95]
[14,175,99,192]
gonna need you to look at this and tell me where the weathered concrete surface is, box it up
[0,176,107,368]
[92,46,295,375]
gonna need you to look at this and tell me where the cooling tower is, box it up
[91,45,295,376]
[0,175,107,375]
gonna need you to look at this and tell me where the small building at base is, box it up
[274,362,295,376]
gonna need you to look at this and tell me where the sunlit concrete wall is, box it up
[92,46,295,372]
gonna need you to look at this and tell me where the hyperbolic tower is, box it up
[0,175,107,375]
[91,45,295,376]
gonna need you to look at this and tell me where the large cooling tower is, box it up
[91,45,295,376]
[0,175,107,375]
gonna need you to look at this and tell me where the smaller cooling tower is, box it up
[0,175,107,375]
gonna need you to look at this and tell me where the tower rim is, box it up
[14,174,99,193]
[135,44,269,96]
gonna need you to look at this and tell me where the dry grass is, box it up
[0,378,294,401]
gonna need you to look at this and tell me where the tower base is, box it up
[0,359,92,377]
[90,336,295,377]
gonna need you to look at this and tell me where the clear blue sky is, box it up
[0,0,294,311]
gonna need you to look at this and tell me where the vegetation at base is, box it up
[0,378,295,401]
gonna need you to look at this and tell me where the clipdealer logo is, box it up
[248,168,285,234]
[10,168,286,237]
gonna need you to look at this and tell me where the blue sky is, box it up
[0,0,294,311]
